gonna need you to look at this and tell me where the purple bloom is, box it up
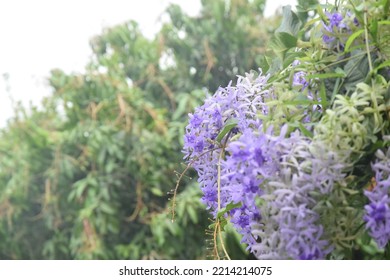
[235,212,250,228]
[189,113,203,128]
[327,12,343,28]
[253,147,265,166]
[183,71,271,214]
[321,11,355,49]
[293,71,309,90]
[353,17,359,26]
[364,147,390,249]
[322,34,335,44]
[184,65,344,259]
[292,60,300,66]
[218,128,282,247]
[250,132,340,259]
[194,140,204,153]
[366,201,387,223]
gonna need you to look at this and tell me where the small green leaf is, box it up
[150,187,163,196]
[216,201,242,219]
[187,206,198,224]
[370,20,378,43]
[269,32,298,55]
[257,56,270,73]
[284,51,305,68]
[343,53,369,90]
[375,60,390,72]
[344,29,364,53]
[208,222,216,229]
[216,119,238,143]
[219,218,228,231]
[319,81,329,109]
[298,123,314,138]
[225,201,241,212]
[306,72,346,79]
[316,5,326,21]
[100,202,116,215]
[378,20,390,25]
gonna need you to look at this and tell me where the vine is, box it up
[178,0,390,259]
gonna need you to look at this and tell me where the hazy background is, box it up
[0,0,294,127]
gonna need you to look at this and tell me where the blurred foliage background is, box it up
[0,0,283,259]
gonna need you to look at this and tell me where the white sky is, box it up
[0,0,295,127]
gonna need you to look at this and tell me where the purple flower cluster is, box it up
[183,70,342,259]
[322,12,347,44]
[364,147,390,249]
[221,129,275,246]
[183,72,271,213]
[250,133,339,259]
[322,11,356,50]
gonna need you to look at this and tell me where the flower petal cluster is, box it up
[183,69,347,259]
[250,132,342,259]
[322,11,357,50]
[364,147,390,249]
[183,72,271,213]
[293,71,309,90]
[221,128,276,246]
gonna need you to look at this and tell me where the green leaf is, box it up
[316,5,326,21]
[216,201,242,219]
[216,119,238,143]
[298,123,314,138]
[370,20,378,43]
[344,29,364,53]
[267,57,284,75]
[343,52,369,90]
[209,217,228,231]
[187,206,198,224]
[257,55,270,73]
[219,218,228,231]
[319,81,329,109]
[269,32,298,55]
[100,202,116,215]
[307,72,346,79]
[375,60,390,72]
[284,51,305,68]
[150,187,163,196]
[276,5,301,36]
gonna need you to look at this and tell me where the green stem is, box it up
[363,1,374,73]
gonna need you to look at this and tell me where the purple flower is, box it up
[250,132,340,259]
[366,201,387,223]
[183,64,345,260]
[327,12,343,28]
[322,34,335,44]
[223,130,268,204]
[183,71,271,214]
[321,11,354,49]
[292,60,300,66]
[364,147,390,249]
[189,113,203,128]
[293,71,309,90]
